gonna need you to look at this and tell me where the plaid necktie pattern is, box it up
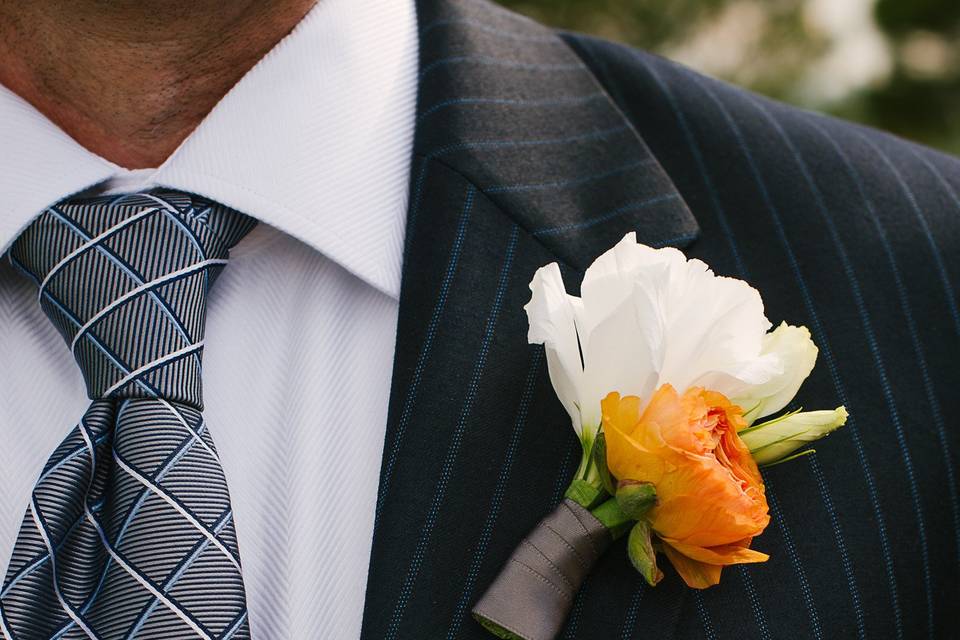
[0,190,256,639]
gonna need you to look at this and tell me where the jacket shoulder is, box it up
[559,31,960,255]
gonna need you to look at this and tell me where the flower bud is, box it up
[616,479,657,520]
[741,406,848,466]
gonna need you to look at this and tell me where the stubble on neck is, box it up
[0,0,318,168]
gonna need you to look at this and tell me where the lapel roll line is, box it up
[362,0,700,637]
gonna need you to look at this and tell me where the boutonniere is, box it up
[473,233,846,640]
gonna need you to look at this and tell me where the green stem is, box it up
[590,497,633,540]
[573,430,597,483]
[563,430,607,509]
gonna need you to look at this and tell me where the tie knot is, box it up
[9,190,255,408]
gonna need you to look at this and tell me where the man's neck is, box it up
[0,0,317,168]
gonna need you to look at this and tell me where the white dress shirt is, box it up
[0,0,418,637]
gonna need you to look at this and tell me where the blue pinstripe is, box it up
[738,567,771,640]
[618,585,643,640]
[418,93,606,121]
[692,77,904,638]
[807,454,865,634]
[532,194,682,237]
[363,5,960,638]
[640,54,850,638]
[445,348,544,639]
[765,478,822,640]
[752,102,939,638]
[649,232,700,249]
[420,18,564,42]
[909,147,960,266]
[385,225,520,639]
[862,138,960,337]
[811,121,953,637]
[428,125,629,160]
[742,95,903,639]
[374,184,476,525]
[560,577,587,640]
[550,442,578,505]
[693,591,716,640]
[484,158,653,194]
[419,56,584,81]
[635,56,748,277]
[405,156,432,236]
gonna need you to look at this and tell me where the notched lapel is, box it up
[412,0,700,269]
[362,0,701,637]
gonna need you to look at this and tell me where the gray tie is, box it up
[1,190,255,639]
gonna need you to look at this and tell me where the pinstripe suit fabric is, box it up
[1,192,255,639]
[362,0,960,638]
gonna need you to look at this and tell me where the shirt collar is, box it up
[0,0,418,300]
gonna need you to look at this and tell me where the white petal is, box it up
[658,267,772,394]
[576,234,665,427]
[733,323,818,423]
[578,292,660,429]
[524,263,585,435]
[576,232,665,344]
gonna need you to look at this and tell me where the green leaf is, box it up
[615,480,657,520]
[592,431,617,496]
[627,520,663,586]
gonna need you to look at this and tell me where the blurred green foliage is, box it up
[500,0,960,155]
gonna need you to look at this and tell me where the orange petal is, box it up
[602,392,670,484]
[660,543,723,589]
[660,537,769,565]
[601,392,642,434]
[603,421,669,486]
[639,384,685,441]
[647,458,769,546]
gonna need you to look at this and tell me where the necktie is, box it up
[1,190,256,639]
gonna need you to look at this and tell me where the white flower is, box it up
[735,323,818,424]
[524,232,819,444]
[741,407,848,465]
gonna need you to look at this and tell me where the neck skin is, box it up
[0,0,318,168]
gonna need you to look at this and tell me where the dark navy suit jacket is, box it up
[360,0,960,637]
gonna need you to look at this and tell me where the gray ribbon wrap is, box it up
[472,499,612,640]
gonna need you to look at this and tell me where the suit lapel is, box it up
[361,0,699,637]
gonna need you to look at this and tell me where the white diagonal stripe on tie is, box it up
[70,259,228,353]
[3,190,254,637]
[82,507,213,640]
[38,206,160,301]
[102,341,205,397]
[113,453,242,572]
[159,398,221,463]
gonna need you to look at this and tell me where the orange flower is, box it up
[602,385,771,588]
